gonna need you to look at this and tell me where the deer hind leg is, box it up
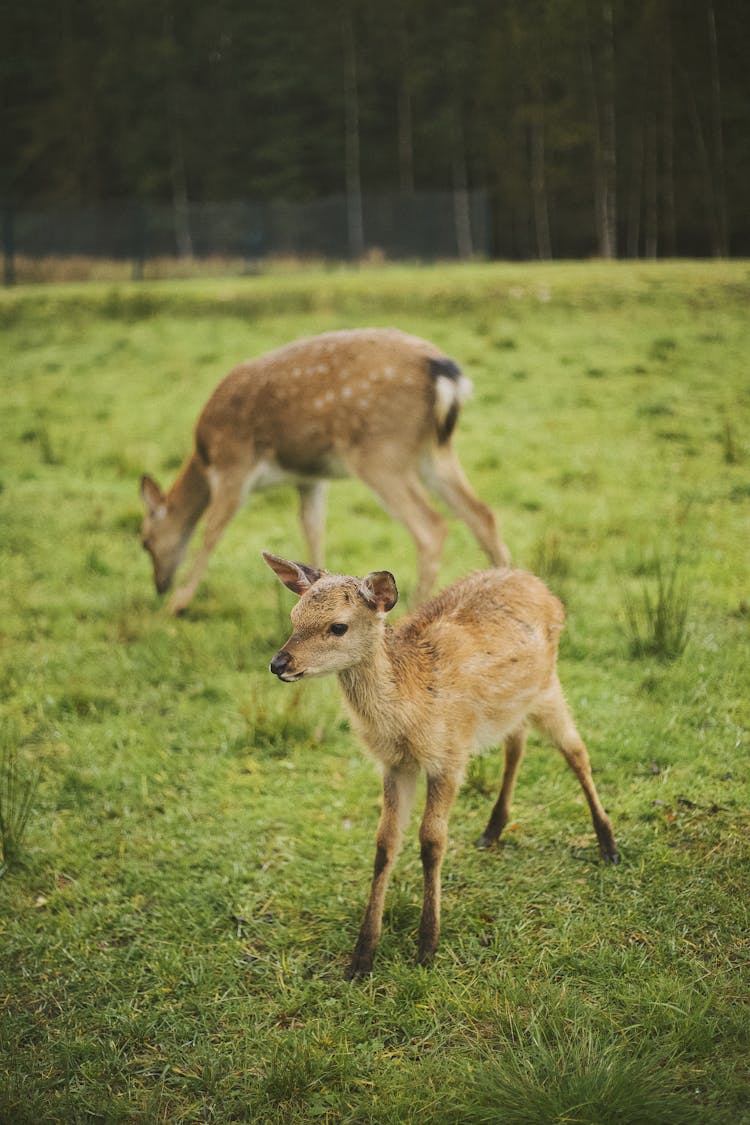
[417,771,460,964]
[297,479,329,568]
[477,728,527,848]
[168,470,245,615]
[532,676,620,864]
[347,766,417,979]
[353,463,447,603]
[421,444,511,567]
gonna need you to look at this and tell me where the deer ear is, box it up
[262,551,323,596]
[360,571,398,614]
[141,474,165,516]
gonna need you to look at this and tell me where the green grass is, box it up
[0,721,40,876]
[1,261,749,1123]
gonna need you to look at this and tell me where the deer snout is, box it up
[270,648,298,681]
[155,572,173,595]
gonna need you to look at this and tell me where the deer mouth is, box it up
[277,669,304,683]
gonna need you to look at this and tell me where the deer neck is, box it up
[167,452,210,537]
[338,626,429,749]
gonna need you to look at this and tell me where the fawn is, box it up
[264,552,620,977]
[140,328,510,614]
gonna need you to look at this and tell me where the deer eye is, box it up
[329,623,348,636]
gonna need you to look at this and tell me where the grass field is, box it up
[1,261,749,1123]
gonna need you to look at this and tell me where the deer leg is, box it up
[168,473,244,615]
[477,727,527,847]
[532,677,620,864]
[417,771,460,964]
[354,464,447,603]
[297,479,329,568]
[421,445,511,567]
[347,766,417,979]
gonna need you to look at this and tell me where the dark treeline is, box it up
[2,0,749,259]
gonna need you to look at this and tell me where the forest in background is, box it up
[2,0,749,260]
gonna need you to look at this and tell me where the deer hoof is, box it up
[345,947,374,979]
[168,589,192,616]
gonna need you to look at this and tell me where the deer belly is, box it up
[276,451,350,480]
[470,693,537,752]
[244,456,349,496]
[240,460,296,496]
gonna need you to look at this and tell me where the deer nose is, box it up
[270,650,291,678]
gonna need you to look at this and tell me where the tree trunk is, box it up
[163,0,193,258]
[682,70,720,256]
[600,0,617,257]
[530,114,552,258]
[644,111,658,258]
[396,8,415,194]
[707,0,728,255]
[341,3,364,260]
[660,0,676,256]
[626,121,643,258]
[451,109,473,259]
[583,0,617,258]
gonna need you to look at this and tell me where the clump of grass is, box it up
[721,418,742,464]
[20,425,59,465]
[623,557,690,662]
[0,723,39,876]
[464,754,497,799]
[454,1031,703,1125]
[650,336,678,362]
[532,531,570,583]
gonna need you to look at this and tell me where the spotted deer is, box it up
[140,328,510,614]
[263,552,620,978]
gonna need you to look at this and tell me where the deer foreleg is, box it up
[297,479,329,568]
[417,771,460,964]
[168,475,244,615]
[347,766,417,979]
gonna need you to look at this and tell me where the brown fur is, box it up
[140,328,510,614]
[264,553,620,978]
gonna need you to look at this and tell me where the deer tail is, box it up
[428,357,474,444]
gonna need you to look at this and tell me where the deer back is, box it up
[355,569,565,772]
[195,328,470,476]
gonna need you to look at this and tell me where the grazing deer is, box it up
[140,328,509,614]
[264,552,620,978]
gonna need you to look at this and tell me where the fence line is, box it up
[2,192,491,283]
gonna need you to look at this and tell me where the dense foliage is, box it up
[2,0,749,257]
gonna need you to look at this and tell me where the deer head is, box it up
[140,475,192,594]
[263,552,398,681]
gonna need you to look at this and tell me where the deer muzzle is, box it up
[269,648,301,682]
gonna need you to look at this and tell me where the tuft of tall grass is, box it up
[721,418,742,465]
[623,557,690,662]
[452,1029,703,1125]
[0,723,39,876]
[531,531,570,584]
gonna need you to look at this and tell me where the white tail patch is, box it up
[433,372,473,430]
